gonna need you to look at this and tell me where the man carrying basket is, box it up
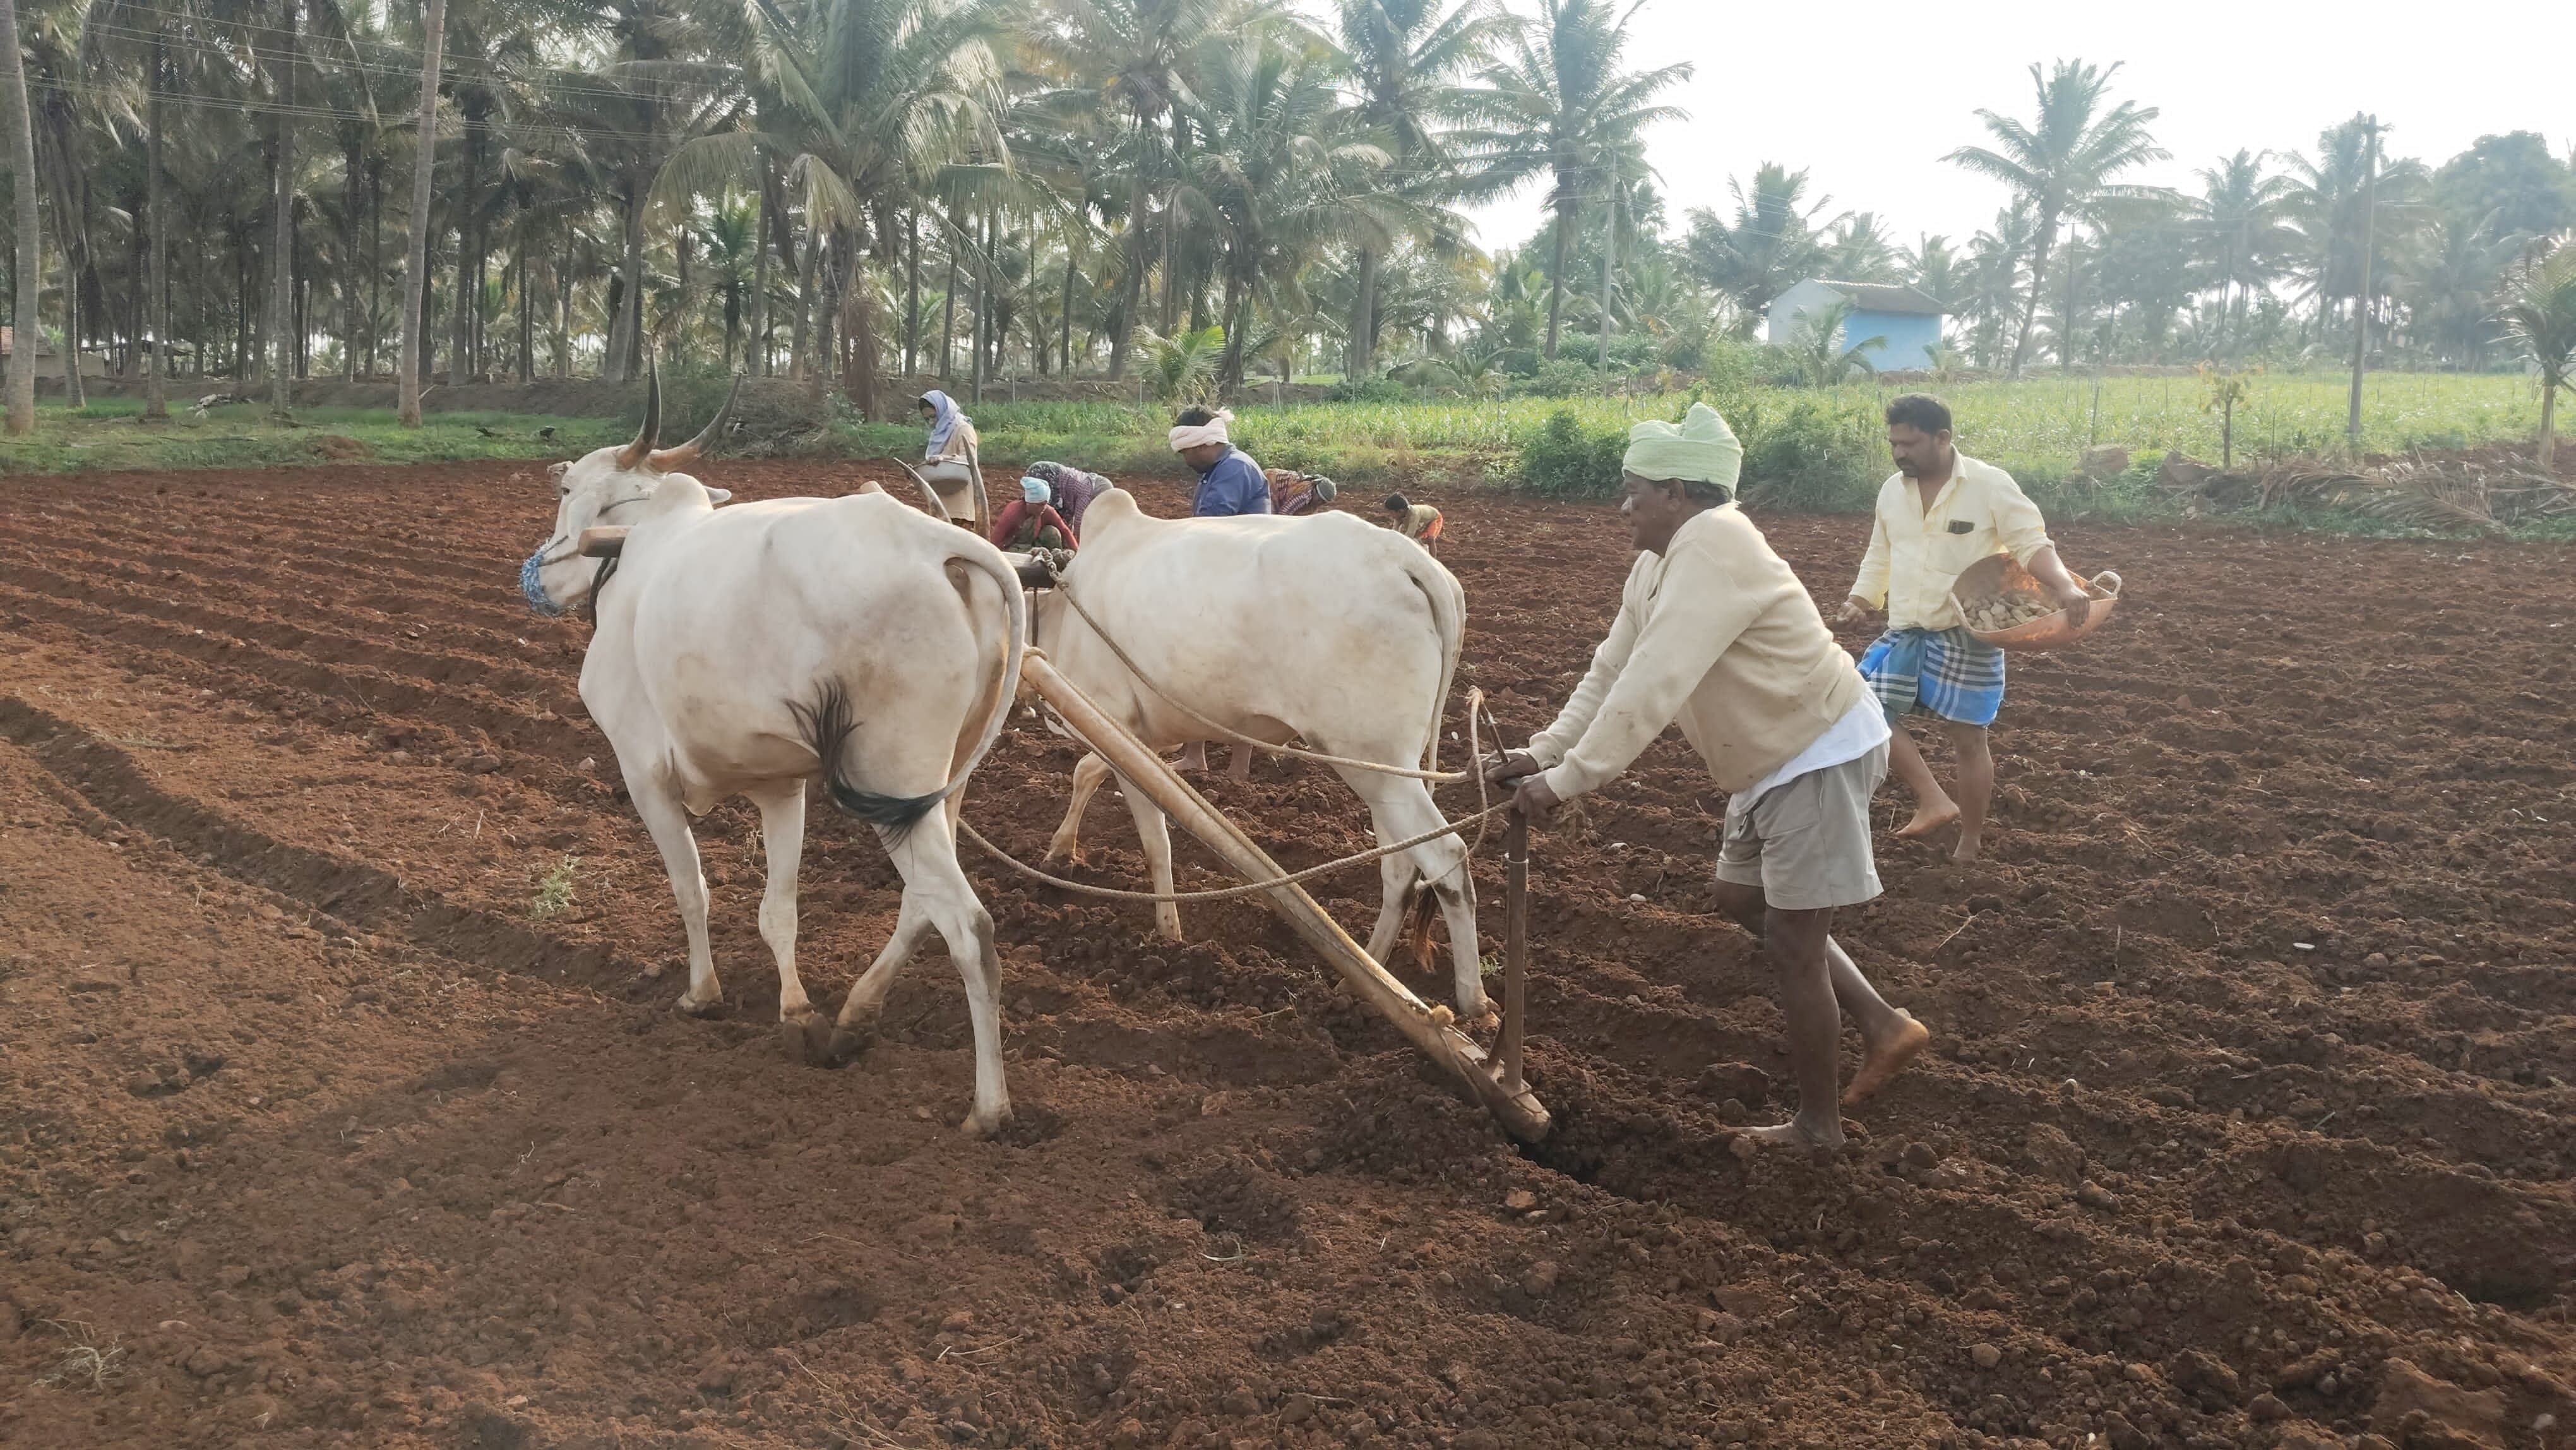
[1835,393,2091,863]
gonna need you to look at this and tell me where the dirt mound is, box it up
[1,463,2573,1448]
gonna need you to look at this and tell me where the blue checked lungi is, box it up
[1858,626,2006,728]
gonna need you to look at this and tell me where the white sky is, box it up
[1445,0,2576,257]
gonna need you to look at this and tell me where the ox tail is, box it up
[1402,549,1467,775]
[788,542,1027,841]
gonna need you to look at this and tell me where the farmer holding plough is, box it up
[1486,404,1928,1149]
[1836,393,2092,863]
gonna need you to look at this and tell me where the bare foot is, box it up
[1738,1118,1845,1150]
[1895,800,1960,839]
[1843,1011,1930,1105]
[1950,829,1984,863]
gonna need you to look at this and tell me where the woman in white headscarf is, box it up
[915,390,985,527]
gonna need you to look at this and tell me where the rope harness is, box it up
[959,607,1512,903]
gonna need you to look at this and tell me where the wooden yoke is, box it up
[577,525,631,558]
[1017,649,1551,1144]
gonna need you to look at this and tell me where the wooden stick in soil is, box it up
[1501,806,1529,1097]
[1018,650,1551,1144]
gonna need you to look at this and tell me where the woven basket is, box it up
[1950,554,2122,651]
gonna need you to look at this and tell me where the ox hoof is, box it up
[1461,1005,1500,1034]
[675,992,726,1019]
[780,1014,835,1066]
[962,1108,1014,1139]
[824,1025,878,1066]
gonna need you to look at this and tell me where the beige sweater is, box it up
[1529,505,1864,798]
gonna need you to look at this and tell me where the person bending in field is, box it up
[1382,493,1443,554]
[1487,404,1928,1149]
[1835,393,2091,863]
[1267,469,1339,516]
[1167,406,1269,776]
[989,474,1081,555]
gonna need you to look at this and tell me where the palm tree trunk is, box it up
[608,179,646,381]
[749,154,770,376]
[1107,114,1147,381]
[1218,272,1247,395]
[1059,250,1075,375]
[1349,244,1378,380]
[516,241,532,383]
[555,224,571,378]
[1544,196,1570,361]
[2008,212,2057,380]
[969,210,987,405]
[340,133,360,381]
[59,198,85,409]
[266,0,296,417]
[939,219,956,379]
[1598,195,1616,377]
[2536,374,2556,469]
[902,209,919,379]
[0,0,32,433]
[141,42,169,418]
[398,0,443,424]
[451,112,479,383]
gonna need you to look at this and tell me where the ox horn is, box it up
[650,373,743,472]
[616,362,663,472]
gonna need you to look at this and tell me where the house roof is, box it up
[1813,281,1947,316]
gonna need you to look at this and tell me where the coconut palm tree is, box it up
[1947,59,2166,376]
[1175,33,1395,393]
[1780,296,1883,386]
[1822,211,1900,284]
[1333,0,1505,381]
[1023,0,1244,380]
[1683,162,1832,315]
[1903,234,1962,308]
[1460,0,1686,361]
[2495,236,2576,466]
[1,0,35,432]
[2188,149,2293,354]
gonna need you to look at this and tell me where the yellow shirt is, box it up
[1847,452,2053,632]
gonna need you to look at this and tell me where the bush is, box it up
[1327,375,1411,404]
[1734,397,1880,513]
[1512,408,1628,498]
[1515,359,1601,399]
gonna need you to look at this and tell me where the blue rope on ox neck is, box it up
[520,546,564,617]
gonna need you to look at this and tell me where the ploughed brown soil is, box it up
[4,460,2575,1450]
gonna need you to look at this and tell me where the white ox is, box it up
[521,376,1027,1134]
[1034,488,1489,1019]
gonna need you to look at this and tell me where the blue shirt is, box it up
[1190,447,1273,517]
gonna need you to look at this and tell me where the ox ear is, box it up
[546,460,569,484]
[703,488,732,504]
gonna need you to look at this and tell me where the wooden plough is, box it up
[1017,649,1550,1144]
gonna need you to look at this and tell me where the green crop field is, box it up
[0,400,626,475]
[0,371,2549,491]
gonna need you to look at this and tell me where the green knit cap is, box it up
[1624,402,1743,493]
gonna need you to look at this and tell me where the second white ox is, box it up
[1035,489,1488,1019]
[522,376,1027,1134]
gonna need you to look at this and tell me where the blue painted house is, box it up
[1764,280,1948,372]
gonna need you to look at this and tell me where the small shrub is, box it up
[1326,375,1410,404]
[1736,398,1879,513]
[529,856,579,921]
[1515,359,1601,399]
[1512,408,1628,498]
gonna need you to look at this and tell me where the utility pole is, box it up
[2344,116,2383,450]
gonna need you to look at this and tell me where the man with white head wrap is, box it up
[1484,402,1928,1149]
[1167,406,1271,517]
